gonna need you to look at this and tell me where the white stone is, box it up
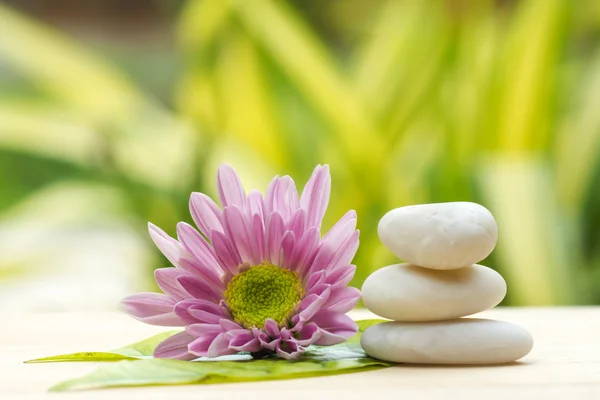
[361,263,506,321]
[378,202,498,269]
[361,264,506,321]
[361,319,533,364]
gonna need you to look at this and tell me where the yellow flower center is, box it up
[224,263,304,329]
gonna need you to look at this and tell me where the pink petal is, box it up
[265,212,285,264]
[279,231,296,269]
[220,318,243,331]
[288,208,306,240]
[307,282,330,297]
[279,327,292,341]
[174,299,230,324]
[223,206,259,265]
[310,230,359,274]
[189,192,224,239]
[188,333,221,357]
[176,222,223,277]
[217,164,246,208]
[275,339,303,360]
[322,210,357,246]
[264,175,280,215]
[322,286,360,313]
[297,286,331,322]
[154,268,191,301]
[305,270,325,292]
[293,322,322,346]
[255,329,280,351]
[229,333,261,352]
[306,271,354,297]
[245,190,265,220]
[186,310,225,325]
[121,293,183,326]
[178,257,224,291]
[326,230,359,271]
[225,328,253,338]
[292,227,320,278]
[208,332,236,358]
[310,311,358,346]
[263,319,280,338]
[211,231,242,273]
[272,176,300,222]
[148,223,184,268]
[186,323,225,337]
[324,264,357,286]
[251,214,265,263]
[307,246,332,275]
[300,165,331,229]
[153,331,197,360]
[176,274,223,303]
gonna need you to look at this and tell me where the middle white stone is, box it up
[361,263,507,321]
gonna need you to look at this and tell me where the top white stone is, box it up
[378,202,498,269]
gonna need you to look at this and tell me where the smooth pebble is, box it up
[361,319,533,364]
[378,202,498,269]
[361,263,506,321]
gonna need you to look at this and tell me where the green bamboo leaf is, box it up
[351,0,422,108]
[496,0,566,151]
[0,3,142,120]
[444,10,499,160]
[0,148,95,213]
[555,52,600,213]
[352,0,447,138]
[230,0,384,167]
[176,0,230,135]
[477,156,576,304]
[212,32,289,169]
[178,0,231,52]
[0,5,197,192]
[0,103,100,166]
[229,0,388,250]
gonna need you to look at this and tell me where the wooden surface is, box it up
[1,307,599,399]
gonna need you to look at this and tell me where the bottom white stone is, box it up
[361,319,533,364]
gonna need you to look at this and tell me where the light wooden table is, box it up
[1,307,599,399]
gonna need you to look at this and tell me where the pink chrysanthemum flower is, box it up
[121,164,361,360]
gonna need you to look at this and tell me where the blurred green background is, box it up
[1,0,600,310]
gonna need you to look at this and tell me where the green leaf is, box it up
[28,320,385,364]
[51,352,391,391]
[50,341,391,391]
[25,330,181,363]
[27,319,390,391]
[24,352,136,364]
[112,330,182,358]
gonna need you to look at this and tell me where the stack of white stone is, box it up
[360,202,534,365]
